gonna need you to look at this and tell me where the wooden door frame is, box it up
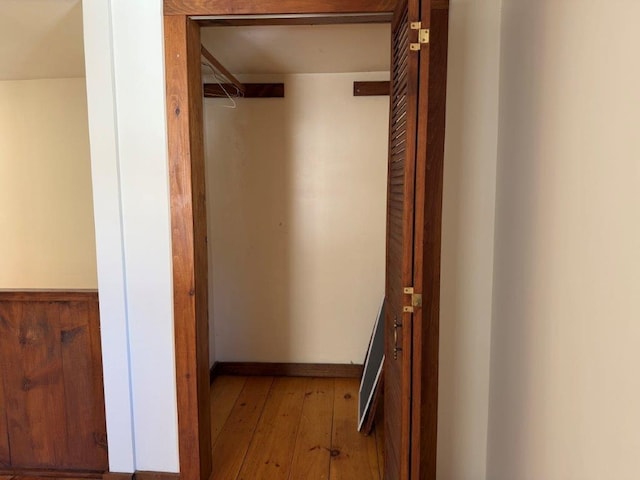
[163,2,448,479]
[410,3,449,478]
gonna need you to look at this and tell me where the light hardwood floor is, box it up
[210,376,384,480]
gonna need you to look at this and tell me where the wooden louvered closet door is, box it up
[384,0,429,478]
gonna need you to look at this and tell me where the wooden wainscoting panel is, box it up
[0,322,10,469]
[1,300,69,468]
[1,469,103,479]
[0,291,107,472]
[59,301,108,465]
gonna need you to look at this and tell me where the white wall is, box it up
[0,78,97,289]
[205,72,389,365]
[437,1,502,478]
[488,1,640,479]
[83,0,179,473]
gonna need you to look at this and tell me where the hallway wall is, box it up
[489,1,640,478]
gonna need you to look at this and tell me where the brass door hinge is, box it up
[409,21,430,51]
[402,286,423,313]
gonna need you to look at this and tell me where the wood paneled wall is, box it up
[0,291,107,473]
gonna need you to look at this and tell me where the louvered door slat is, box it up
[384,0,421,478]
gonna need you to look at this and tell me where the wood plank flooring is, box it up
[0,477,88,480]
[210,376,384,480]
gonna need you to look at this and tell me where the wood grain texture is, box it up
[288,378,334,479]
[209,376,247,445]
[14,301,69,467]
[0,291,98,302]
[375,424,385,479]
[212,362,363,379]
[353,81,390,96]
[135,472,180,480]
[4,475,101,480]
[410,2,449,479]
[385,0,419,478]
[210,376,384,479]
[0,292,106,471]
[60,302,108,467]
[104,472,178,480]
[16,476,98,480]
[0,348,9,469]
[211,377,273,480]
[165,0,397,16]
[102,473,133,480]
[197,14,392,27]
[164,15,212,480]
[0,470,102,479]
[236,378,306,480]
[330,379,380,480]
[204,83,285,98]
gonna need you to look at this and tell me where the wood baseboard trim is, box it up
[209,361,219,384]
[103,471,180,480]
[103,473,133,480]
[210,362,364,381]
[0,469,103,479]
[0,289,98,302]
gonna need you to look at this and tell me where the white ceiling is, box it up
[0,0,85,81]
[201,24,391,75]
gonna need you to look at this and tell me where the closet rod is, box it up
[201,45,245,94]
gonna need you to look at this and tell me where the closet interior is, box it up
[200,23,391,479]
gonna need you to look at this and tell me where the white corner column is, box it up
[83,0,179,473]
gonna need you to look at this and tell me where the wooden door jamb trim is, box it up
[164,3,448,480]
[164,0,397,17]
[410,2,449,479]
[164,0,448,16]
[164,14,212,480]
